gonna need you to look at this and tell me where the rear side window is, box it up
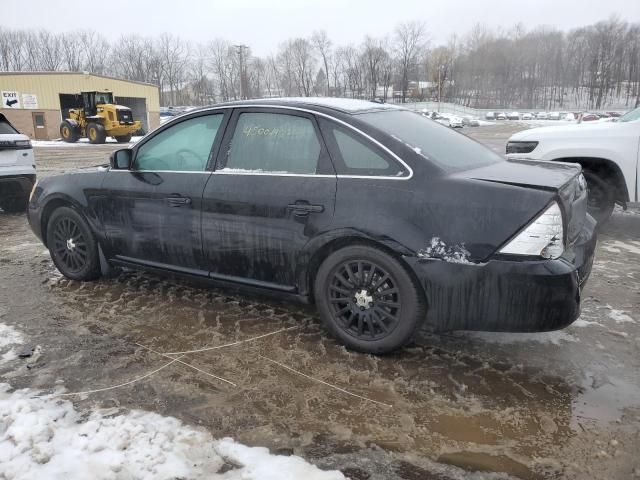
[222,112,321,174]
[319,118,407,177]
[0,118,18,134]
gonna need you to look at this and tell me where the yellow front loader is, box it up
[60,91,141,144]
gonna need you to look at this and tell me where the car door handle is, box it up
[165,195,192,207]
[287,202,324,215]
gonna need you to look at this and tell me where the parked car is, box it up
[462,116,480,127]
[607,112,622,118]
[521,112,534,120]
[597,112,611,119]
[507,105,640,223]
[506,111,520,120]
[495,112,507,120]
[548,112,561,120]
[563,112,576,121]
[0,114,35,213]
[28,98,596,353]
[581,113,600,122]
[432,113,463,128]
[485,112,495,120]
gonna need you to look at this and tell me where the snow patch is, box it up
[572,318,602,328]
[418,237,472,264]
[0,324,342,479]
[602,240,640,255]
[0,323,23,365]
[0,323,22,349]
[0,384,345,480]
[32,137,142,147]
[606,307,635,324]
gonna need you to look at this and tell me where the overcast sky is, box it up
[4,0,640,56]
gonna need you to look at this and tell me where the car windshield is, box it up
[358,110,503,172]
[618,107,640,122]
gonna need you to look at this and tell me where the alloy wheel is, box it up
[327,260,401,340]
[52,217,89,273]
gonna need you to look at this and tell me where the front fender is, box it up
[29,172,107,247]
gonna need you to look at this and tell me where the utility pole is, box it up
[438,64,445,112]
[234,44,249,100]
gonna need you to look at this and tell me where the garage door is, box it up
[116,96,148,134]
[59,93,83,120]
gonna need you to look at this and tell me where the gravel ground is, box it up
[1,124,638,479]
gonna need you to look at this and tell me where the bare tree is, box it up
[394,21,427,102]
[288,38,317,96]
[361,36,387,99]
[311,30,332,95]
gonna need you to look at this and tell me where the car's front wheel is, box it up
[314,245,426,354]
[583,170,615,224]
[46,206,100,281]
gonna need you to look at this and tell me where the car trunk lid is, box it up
[455,159,586,246]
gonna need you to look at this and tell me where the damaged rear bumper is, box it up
[405,215,597,332]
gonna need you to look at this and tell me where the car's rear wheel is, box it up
[46,207,100,281]
[314,245,426,354]
[583,170,615,224]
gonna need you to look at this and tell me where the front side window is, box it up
[135,114,223,172]
[222,112,321,174]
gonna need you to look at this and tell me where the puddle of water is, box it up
[438,451,537,480]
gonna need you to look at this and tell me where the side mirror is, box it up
[110,149,132,170]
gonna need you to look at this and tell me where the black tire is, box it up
[60,121,79,143]
[86,122,106,144]
[314,245,426,354]
[46,206,100,281]
[583,170,615,224]
[1,196,28,213]
[115,134,132,143]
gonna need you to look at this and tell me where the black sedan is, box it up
[28,98,596,353]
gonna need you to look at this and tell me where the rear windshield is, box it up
[0,117,18,134]
[357,110,503,172]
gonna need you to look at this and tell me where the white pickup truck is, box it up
[506,107,639,223]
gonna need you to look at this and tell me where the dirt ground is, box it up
[1,125,639,479]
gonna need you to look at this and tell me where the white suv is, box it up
[0,114,35,213]
[506,107,639,223]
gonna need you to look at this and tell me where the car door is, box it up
[100,111,228,273]
[201,107,336,290]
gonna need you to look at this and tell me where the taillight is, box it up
[499,202,564,259]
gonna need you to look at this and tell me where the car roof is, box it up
[197,97,405,115]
